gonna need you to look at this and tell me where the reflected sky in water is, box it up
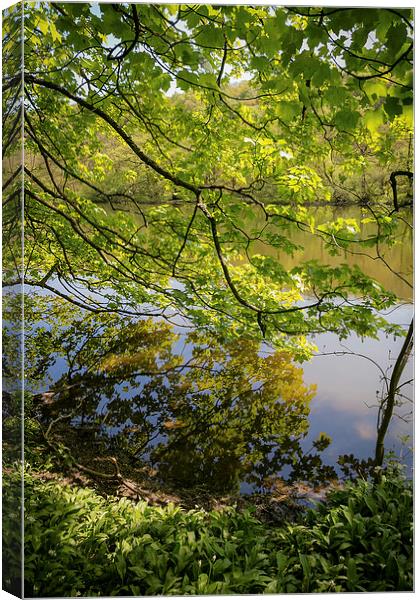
[302,302,413,469]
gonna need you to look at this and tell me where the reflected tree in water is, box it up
[6,293,342,492]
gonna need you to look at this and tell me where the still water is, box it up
[248,205,413,301]
[19,205,413,493]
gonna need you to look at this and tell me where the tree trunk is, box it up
[374,318,413,467]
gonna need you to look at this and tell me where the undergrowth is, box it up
[2,464,413,596]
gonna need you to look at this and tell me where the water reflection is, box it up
[3,200,413,492]
[16,293,340,492]
[302,302,413,475]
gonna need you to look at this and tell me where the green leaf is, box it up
[37,18,49,35]
[364,108,384,132]
[384,96,403,119]
[335,109,360,130]
[363,79,388,100]
[324,86,348,106]
[276,101,301,120]
[198,73,218,88]
[311,63,331,87]
[196,25,225,47]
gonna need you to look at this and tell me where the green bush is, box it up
[268,467,413,592]
[2,466,412,596]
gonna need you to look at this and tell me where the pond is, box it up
[247,205,413,302]
[10,205,413,495]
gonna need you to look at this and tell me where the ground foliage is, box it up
[2,463,413,596]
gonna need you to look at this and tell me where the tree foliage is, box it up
[2,3,413,357]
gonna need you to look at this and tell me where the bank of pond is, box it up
[3,462,413,596]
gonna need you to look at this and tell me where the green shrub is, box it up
[2,466,412,596]
[269,468,413,592]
